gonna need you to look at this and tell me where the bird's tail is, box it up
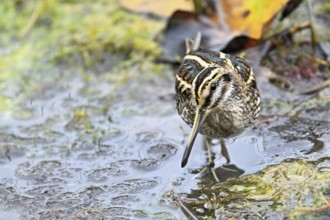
[185,32,201,54]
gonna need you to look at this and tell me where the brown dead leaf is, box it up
[120,0,302,62]
[160,0,303,62]
[161,11,237,62]
[221,0,289,39]
[119,0,193,17]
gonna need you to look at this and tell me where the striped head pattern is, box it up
[177,49,260,168]
[191,66,234,111]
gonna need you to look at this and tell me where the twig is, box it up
[319,191,330,205]
[178,198,199,220]
[319,95,330,100]
[297,204,330,213]
[264,22,311,45]
[20,0,45,37]
[307,56,330,66]
[306,0,318,49]
[300,79,330,94]
[259,22,311,61]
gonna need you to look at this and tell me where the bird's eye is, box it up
[210,83,217,91]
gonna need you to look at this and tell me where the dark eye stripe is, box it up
[193,67,217,104]
[250,79,257,89]
[201,73,230,95]
[203,76,230,109]
[222,73,231,82]
[199,71,219,93]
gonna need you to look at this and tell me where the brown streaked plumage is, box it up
[175,35,260,178]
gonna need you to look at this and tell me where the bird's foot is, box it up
[193,163,220,182]
[208,162,219,182]
[208,161,215,167]
[223,158,231,165]
[210,166,220,182]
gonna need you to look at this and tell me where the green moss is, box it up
[320,2,330,13]
[0,96,12,111]
[0,0,163,68]
[50,1,163,64]
[298,97,329,110]
[65,109,93,132]
[268,99,290,108]
[153,212,176,219]
[0,0,164,112]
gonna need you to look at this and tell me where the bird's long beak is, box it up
[181,107,207,167]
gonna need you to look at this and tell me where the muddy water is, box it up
[0,62,330,219]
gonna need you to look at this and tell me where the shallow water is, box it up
[1,1,330,218]
[1,60,329,219]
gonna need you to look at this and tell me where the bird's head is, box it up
[181,66,235,167]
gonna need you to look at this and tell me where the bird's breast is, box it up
[200,106,252,139]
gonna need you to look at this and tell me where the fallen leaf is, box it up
[160,0,302,62]
[221,0,289,39]
[161,10,236,62]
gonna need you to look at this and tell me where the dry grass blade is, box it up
[300,79,330,94]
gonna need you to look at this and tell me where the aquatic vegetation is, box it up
[182,160,330,219]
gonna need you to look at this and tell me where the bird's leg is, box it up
[205,137,219,182]
[220,139,231,164]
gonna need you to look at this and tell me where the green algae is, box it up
[183,160,330,219]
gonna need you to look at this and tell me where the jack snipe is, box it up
[175,33,260,181]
